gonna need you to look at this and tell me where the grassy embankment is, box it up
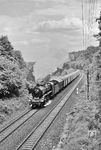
[53,46,101,150]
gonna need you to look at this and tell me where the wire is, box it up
[81,0,98,48]
[81,0,85,49]
[87,0,98,45]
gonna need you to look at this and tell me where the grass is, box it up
[53,85,101,150]
[0,94,29,125]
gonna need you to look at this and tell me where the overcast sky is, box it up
[0,0,101,79]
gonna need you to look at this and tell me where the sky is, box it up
[0,0,101,79]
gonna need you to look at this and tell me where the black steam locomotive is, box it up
[29,70,80,108]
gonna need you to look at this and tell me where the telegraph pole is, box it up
[87,69,90,100]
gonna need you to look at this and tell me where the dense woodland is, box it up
[0,36,35,123]
[0,36,36,99]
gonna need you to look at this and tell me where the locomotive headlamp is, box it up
[29,104,32,108]
[40,97,44,102]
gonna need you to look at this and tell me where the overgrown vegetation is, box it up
[0,56,23,98]
[53,45,101,150]
[0,36,35,124]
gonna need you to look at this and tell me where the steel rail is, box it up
[17,74,83,150]
[0,109,38,143]
[0,109,30,133]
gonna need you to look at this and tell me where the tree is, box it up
[14,50,26,69]
[0,36,16,62]
[0,56,23,98]
[0,36,13,53]
[62,62,70,70]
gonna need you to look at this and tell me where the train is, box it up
[29,70,80,108]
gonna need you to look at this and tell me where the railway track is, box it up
[0,109,30,133]
[0,74,83,150]
[16,74,83,150]
[0,109,38,143]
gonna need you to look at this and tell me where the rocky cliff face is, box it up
[69,50,84,61]
[67,46,100,70]
[69,46,99,62]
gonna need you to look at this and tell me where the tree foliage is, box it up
[90,49,101,107]
[0,35,35,99]
[14,50,26,69]
[0,36,13,52]
[0,56,23,98]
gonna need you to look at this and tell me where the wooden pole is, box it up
[87,69,89,100]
